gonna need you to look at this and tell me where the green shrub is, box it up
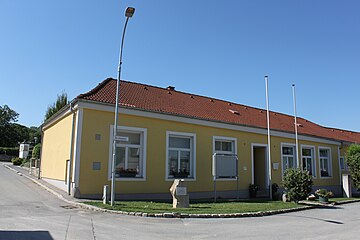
[315,188,333,198]
[32,143,41,159]
[0,147,19,156]
[283,168,313,202]
[346,144,360,189]
[11,157,23,166]
[21,158,29,167]
[21,161,30,168]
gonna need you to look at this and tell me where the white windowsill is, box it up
[108,177,147,182]
[213,178,238,181]
[165,178,196,182]
[319,176,333,179]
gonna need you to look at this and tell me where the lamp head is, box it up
[125,7,135,18]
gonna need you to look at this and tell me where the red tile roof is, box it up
[77,78,360,144]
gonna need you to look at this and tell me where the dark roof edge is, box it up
[77,78,114,99]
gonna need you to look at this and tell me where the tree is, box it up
[0,105,19,147]
[28,126,41,144]
[0,105,41,147]
[0,105,18,126]
[346,144,360,190]
[44,92,68,121]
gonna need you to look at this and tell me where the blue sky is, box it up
[1,0,359,131]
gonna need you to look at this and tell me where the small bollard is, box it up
[103,185,109,204]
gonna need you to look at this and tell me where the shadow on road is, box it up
[283,215,344,225]
[0,231,53,240]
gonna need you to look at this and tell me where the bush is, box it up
[0,147,19,156]
[283,168,313,202]
[346,144,360,190]
[11,157,23,166]
[315,188,333,198]
[21,158,29,166]
[32,143,41,159]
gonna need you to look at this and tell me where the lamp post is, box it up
[111,6,135,206]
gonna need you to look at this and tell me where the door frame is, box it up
[251,143,269,189]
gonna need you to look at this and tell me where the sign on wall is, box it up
[212,153,238,179]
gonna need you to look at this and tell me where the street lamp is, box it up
[111,6,136,206]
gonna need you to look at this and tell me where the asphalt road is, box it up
[1,163,360,240]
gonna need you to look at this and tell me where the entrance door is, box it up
[252,145,268,192]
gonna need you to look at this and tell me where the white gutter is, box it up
[67,103,77,195]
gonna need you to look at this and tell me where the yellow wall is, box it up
[41,113,74,181]
[78,108,342,195]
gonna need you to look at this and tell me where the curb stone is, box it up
[3,163,360,219]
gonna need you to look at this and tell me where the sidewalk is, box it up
[1,162,82,204]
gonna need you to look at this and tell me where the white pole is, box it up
[292,84,300,170]
[265,76,272,200]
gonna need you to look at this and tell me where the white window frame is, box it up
[318,146,332,179]
[108,125,147,181]
[281,143,297,176]
[166,131,196,181]
[300,145,316,178]
[213,136,237,155]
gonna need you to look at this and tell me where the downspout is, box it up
[338,145,343,196]
[68,103,77,195]
[38,128,44,179]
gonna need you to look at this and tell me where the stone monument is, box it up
[170,179,189,208]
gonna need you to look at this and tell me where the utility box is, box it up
[19,144,30,159]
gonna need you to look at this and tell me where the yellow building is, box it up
[40,78,360,199]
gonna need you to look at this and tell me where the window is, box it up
[214,137,237,155]
[166,131,196,179]
[110,126,147,179]
[319,148,332,177]
[281,144,296,175]
[301,146,316,177]
[339,156,347,171]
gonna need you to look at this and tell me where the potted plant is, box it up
[116,168,138,178]
[272,183,280,200]
[249,184,260,198]
[315,188,334,203]
[171,169,189,178]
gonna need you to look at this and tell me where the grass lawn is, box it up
[84,199,302,214]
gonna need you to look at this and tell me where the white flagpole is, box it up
[292,84,300,170]
[265,76,272,200]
